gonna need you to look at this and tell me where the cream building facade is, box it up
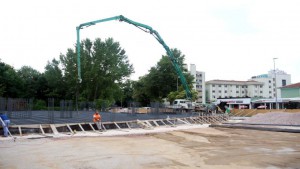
[206,80,264,103]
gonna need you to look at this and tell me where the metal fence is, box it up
[0,97,32,119]
[0,98,202,125]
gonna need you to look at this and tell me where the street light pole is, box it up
[273,58,278,109]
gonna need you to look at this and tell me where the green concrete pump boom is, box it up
[76,15,192,99]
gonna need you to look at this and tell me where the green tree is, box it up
[17,66,43,99]
[60,38,134,103]
[44,58,65,99]
[120,79,134,107]
[60,48,78,100]
[0,62,23,97]
[132,76,151,106]
[133,48,194,104]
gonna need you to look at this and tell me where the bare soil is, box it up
[0,127,299,169]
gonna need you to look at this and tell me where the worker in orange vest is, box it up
[93,111,102,130]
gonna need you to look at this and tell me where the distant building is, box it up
[189,64,206,104]
[281,82,300,98]
[205,80,264,103]
[251,69,291,98]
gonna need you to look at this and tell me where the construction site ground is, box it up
[1,125,299,169]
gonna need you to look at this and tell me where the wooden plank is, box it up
[153,120,160,127]
[89,123,96,131]
[50,124,59,135]
[145,121,153,127]
[137,120,152,129]
[114,122,121,130]
[39,125,45,135]
[78,124,85,132]
[18,126,22,136]
[160,120,167,126]
[126,122,132,129]
[66,124,74,134]
[178,119,190,125]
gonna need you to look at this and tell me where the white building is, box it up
[250,69,291,98]
[189,64,206,104]
[206,80,264,103]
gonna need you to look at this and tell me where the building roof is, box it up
[281,82,300,88]
[206,79,263,85]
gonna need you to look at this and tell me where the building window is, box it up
[236,85,239,88]
[236,91,239,93]
[242,91,244,94]
[260,85,263,88]
[269,80,271,83]
[260,91,263,93]
[225,90,227,93]
[269,91,272,93]
[282,80,286,86]
[219,90,221,93]
[212,85,215,87]
[269,86,271,88]
[212,90,215,93]
[218,85,221,87]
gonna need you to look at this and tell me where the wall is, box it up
[281,88,300,98]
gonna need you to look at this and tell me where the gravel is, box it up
[241,112,300,126]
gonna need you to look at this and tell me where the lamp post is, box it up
[273,58,278,109]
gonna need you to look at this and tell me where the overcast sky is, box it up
[1,0,299,83]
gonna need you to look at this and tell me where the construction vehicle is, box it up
[76,15,192,99]
[171,99,194,110]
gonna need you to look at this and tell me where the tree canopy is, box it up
[132,48,196,106]
[0,38,196,108]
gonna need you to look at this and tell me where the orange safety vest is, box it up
[93,113,101,122]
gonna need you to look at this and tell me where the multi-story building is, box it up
[251,69,291,98]
[206,80,264,103]
[189,64,205,104]
[281,82,300,98]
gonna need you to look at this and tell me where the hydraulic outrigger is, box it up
[76,15,192,99]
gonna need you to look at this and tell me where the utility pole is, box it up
[273,58,278,109]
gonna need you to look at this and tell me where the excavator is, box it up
[76,15,192,99]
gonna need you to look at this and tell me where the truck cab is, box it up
[172,99,194,109]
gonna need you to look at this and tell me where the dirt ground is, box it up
[0,127,299,169]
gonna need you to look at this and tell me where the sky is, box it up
[1,0,299,83]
